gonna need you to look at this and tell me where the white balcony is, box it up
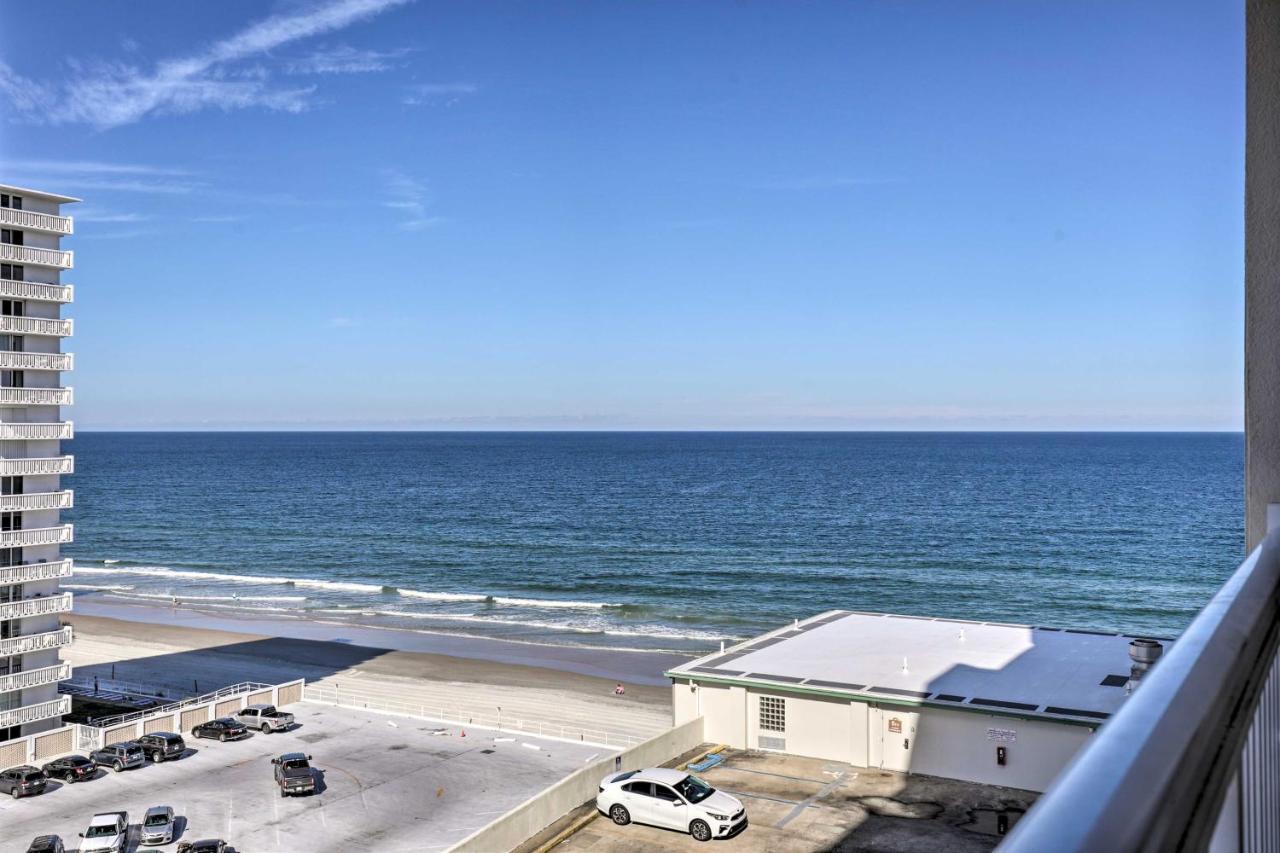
[0,559,73,586]
[0,695,69,729]
[0,208,72,236]
[0,316,72,337]
[0,279,72,304]
[0,244,72,269]
[0,491,72,513]
[0,422,73,441]
[0,352,72,371]
[0,387,72,407]
[0,592,73,621]
[0,625,72,658]
[0,525,72,548]
[0,663,71,693]
[0,456,73,476]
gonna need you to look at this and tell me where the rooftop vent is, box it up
[1126,639,1164,693]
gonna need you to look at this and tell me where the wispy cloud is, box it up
[286,44,411,75]
[3,159,190,177]
[192,214,244,223]
[0,159,200,195]
[0,0,412,129]
[402,82,477,106]
[74,208,150,223]
[382,170,442,231]
[328,316,358,328]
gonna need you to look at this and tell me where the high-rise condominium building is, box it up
[0,183,77,741]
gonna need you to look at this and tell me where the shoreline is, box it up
[72,598,690,685]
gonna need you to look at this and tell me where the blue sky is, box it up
[0,1,1243,430]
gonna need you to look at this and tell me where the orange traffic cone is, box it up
[460,729,466,738]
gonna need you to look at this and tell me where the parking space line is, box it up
[775,772,846,829]
[712,764,833,785]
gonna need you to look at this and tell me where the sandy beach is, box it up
[65,604,678,744]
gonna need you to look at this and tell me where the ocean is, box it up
[62,432,1243,655]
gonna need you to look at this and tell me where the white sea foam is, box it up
[63,583,134,592]
[129,592,306,603]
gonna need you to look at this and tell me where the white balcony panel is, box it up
[0,491,72,512]
[0,387,72,406]
[0,422,73,441]
[0,626,72,658]
[0,244,72,269]
[0,525,72,547]
[0,279,72,304]
[0,559,73,586]
[0,695,69,729]
[0,316,72,337]
[0,456,73,476]
[0,663,70,693]
[0,208,72,235]
[0,352,72,371]
[0,592,73,621]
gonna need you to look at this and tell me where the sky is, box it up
[0,0,1244,430]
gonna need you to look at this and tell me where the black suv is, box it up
[192,718,250,742]
[137,732,187,762]
[40,755,97,783]
[25,836,64,853]
[271,752,316,797]
[0,766,47,799]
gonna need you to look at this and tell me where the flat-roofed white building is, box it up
[668,610,1167,792]
[0,183,77,744]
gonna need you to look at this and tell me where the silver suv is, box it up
[235,704,294,733]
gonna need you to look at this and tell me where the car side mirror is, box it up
[307,754,313,760]
[673,801,684,806]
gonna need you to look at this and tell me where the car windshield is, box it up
[145,813,170,827]
[85,825,119,838]
[674,774,715,804]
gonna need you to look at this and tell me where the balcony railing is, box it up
[0,663,71,694]
[1003,529,1280,852]
[0,422,73,441]
[0,525,72,548]
[0,491,72,513]
[0,208,72,235]
[0,559,73,586]
[0,278,72,304]
[0,387,72,407]
[0,244,72,269]
[0,695,69,729]
[0,316,72,337]
[0,592,73,621]
[0,625,72,658]
[0,352,72,371]
[0,456,74,476]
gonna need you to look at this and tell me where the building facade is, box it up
[0,183,77,742]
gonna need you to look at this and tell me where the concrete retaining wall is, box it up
[450,717,705,853]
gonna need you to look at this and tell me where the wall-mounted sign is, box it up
[987,728,1017,743]
[888,718,902,733]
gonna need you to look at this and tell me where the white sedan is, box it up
[596,767,747,842]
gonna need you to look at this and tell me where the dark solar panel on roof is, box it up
[1100,674,1129,687]
[803,679,867,691]
[747,673,807,684]
[970,697,1039,711]
[1044,706,1111,720]
[933,694,966,702]
[868,686,931,699]
[688,666,747,676]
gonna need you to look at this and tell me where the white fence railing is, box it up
[0,208,72,235]
[0,387,71,406]
[0,491,73,512]
[0,625,72,657]
[0,592,72,620]
[0,695,69,729]
[0,456,74,476]
[0,352,72,372]
[0,316,72,337]
[0,244,71,269]
[302,685,645,749]
[0,278,72,304]
[0,525,72,547]
[0,559,73,586]
[0,662,70,693]
[0,422,73,441]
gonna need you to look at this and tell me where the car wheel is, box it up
[220,732,228,742]
[10,788,18,799]
[66,773,75,783]
[152,751,163,763]
[609,804,630,825]
[262,723,270,733]
[113,761,123,772]
[690,819,712,842]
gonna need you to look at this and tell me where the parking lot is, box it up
[556,750,1037,853]
[1,702,606,853]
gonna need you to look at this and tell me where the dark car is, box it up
[90,742,145,771]
[271,752,316,797]
[177,841,232,853]
[25,836,64,853]
[0,766,48,799]
[137,732,187,762]
[191,718,250,742]
[41,754,97,783]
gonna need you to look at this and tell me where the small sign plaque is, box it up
[888,718,902,734]
[987,728,1017,743]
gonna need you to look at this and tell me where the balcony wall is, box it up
[0,457,74,476]
[0,352,73,372]
[0,244,72,269]
[0,491,73,513]
[0,695,70,729]
[0,560,74,586]
[0,593,73,621]
[0,387,72,406]
[0,208,72,235]
[0,316,72,337]
[0,279,72,304]
[0,663,70,693]
[0,525,72,548]
[0,626,72,658]
[0,423,73,441]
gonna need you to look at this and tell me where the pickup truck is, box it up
[272,752,316,797]
[79,811,129,853]
[236,704,294,733]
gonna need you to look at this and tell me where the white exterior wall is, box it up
[674,679,1095,793]
[0,184,76,740]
